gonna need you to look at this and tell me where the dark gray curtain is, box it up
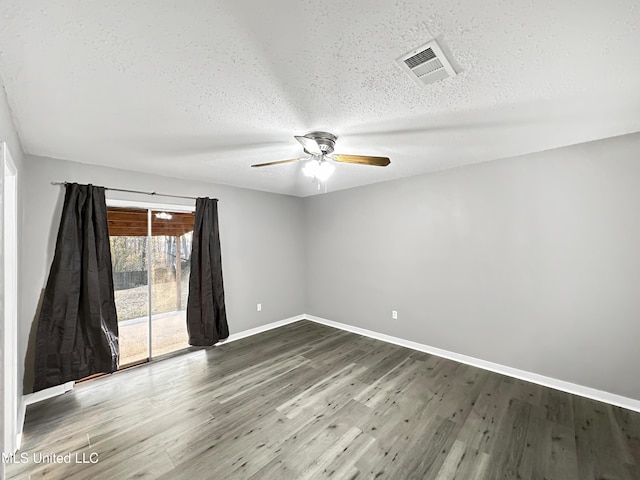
[186,197,228,345]
[33,183,119,392]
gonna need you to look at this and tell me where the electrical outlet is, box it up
[392,310,398,319]
[257,303,262,312]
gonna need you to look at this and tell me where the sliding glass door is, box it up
[109,208,150,366]
[150,211,192,357]
[107,206,194,367]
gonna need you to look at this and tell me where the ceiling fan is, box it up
[251,131,390,184]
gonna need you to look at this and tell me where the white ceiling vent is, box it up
[397,39,456,87]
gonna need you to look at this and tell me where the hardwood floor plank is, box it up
[297,426,366,479]
[207,400,373,480]
[503,376,543,406]
[307,429,375,479]
[433,439,490,480]
[426,365,490,425]
[574,397,636,480]
[610,405,640,467]
[200,411,326,480]
[531,417,580,480]
[354,344,412,385]
[358,386,433,441]
[354,357,423,408]
[393,416,458,479]
[217,356,311,404]
[65,443,175,480]
[246,420,356,479]
[452,374,513,453]
[541,388,575,428]
[482,397,533,479]
[356,395,454,479]
[276,363,367,419]
[300,331,357,361]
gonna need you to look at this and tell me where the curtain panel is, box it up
[186,197,229,345]
[33,183,119,392]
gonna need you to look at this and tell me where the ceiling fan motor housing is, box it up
[304,131,337,155]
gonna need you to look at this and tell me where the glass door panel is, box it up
[150,210,194,357]
[108,208,150,366]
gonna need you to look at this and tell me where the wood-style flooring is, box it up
[7,320,640,479]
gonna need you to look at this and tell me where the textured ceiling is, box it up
[1,0,639,196]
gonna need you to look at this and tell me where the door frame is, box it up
[2,142,18,456]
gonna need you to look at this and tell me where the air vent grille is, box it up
[397,39,456,87]
[403,47,437,69]
[413,58,443,77]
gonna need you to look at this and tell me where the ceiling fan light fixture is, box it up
[302,158,321,178]
[301,157,335,182]
[315,161,335,182]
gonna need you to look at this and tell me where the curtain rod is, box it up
[51,182,218,201]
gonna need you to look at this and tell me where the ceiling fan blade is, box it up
[251,158,302,168]
[333,154,391,167]
[294,135,322,155]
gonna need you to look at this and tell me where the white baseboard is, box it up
[219,314,306,344]
[23,381,74,407]
[17,381,74,448]
[303,314,640,413]
[16,400,25,451]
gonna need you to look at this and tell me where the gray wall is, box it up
[15,130,640,403]
[1,83,24,471]
[304,132,640,401]
[20,155,306,393]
